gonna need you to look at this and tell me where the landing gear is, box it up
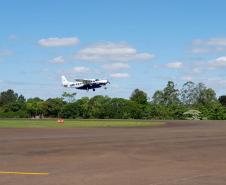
[93,88,95,91]
[104,86,107,90]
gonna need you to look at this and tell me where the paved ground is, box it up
[1,121,226,185]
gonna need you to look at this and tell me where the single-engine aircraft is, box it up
[61,75,110,91]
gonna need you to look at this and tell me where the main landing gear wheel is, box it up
[93,88,95,91]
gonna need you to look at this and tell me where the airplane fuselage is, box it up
[62,76,109,91]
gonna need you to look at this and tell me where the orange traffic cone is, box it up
[57,118,64,125]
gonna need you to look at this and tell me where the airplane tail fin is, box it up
[61,75,69,87]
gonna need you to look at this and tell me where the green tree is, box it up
[76,97,90,118]
[60,102,80,118]
[62,92,77,103]
[0,90,26,117]
[181,81,197,105]
[108,98,144,119]
[126,100,143,119]
[88,96,111,118]
[42,98,65,117]
[195,83,216,105]
[198,102,226,120]
[218,95,226,107]
[130,89,148,104]
[152,81,180,105]
[148,104,169,119]
[60,97,90,119]
[152,90,164,104]
[163,81,180,105]
[180,82,217,106]
[108,98,130,119]
[0,89,18,106]
[26,97,44,118]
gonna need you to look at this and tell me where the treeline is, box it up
[0,81,226,120]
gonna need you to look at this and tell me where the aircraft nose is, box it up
[99,80,110,84]
[104,80,110,84]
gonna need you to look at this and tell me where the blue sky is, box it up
[0,0,226,99]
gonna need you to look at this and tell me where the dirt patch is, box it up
[1,121,226,185]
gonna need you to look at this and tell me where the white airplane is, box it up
[61,75,110,91]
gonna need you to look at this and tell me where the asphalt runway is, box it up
[1,121,226,185]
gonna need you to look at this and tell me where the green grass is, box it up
[0,119,164,128]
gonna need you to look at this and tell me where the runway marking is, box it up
[0,171,49,175]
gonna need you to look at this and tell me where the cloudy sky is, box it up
[0,0,226,99]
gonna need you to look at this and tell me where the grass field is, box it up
[0,119,164,128]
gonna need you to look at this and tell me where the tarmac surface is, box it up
[1,121,226,185]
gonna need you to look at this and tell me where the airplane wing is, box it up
[75,79,93,84]
[75,79,84,82]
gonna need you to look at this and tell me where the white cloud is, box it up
[206,39,226,46]
[193,38,226,46]
[209,56,226,68]
[206,78,226,89]
[102,62,130,70]
[191,67,202,74]
[0,50,13,57]
[110,73,130,78]
[181,76,193,81]
[38,37,80,47]
[192,39,204,46]
[166,61,183,69]
[73,66,90,73]
[8,35,17,41]
[49,56,65,64]
[75,42,154,62]
[208,78,226,84]
[191,48,209,54]
[191,38,226,54]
